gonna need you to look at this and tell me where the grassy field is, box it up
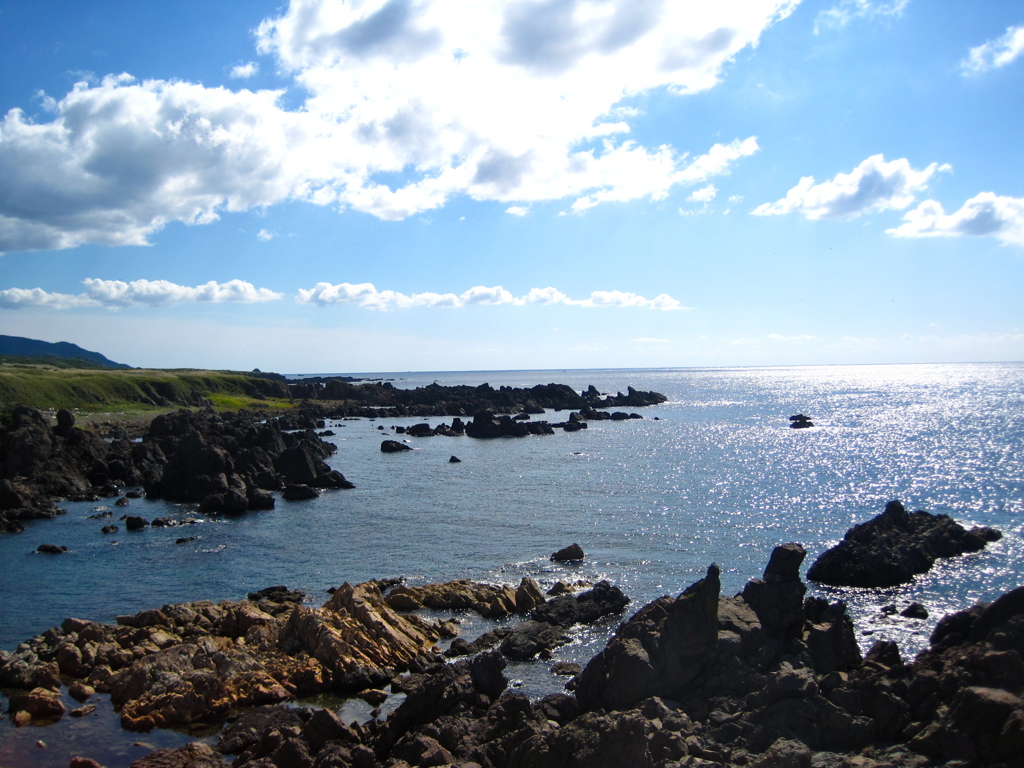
[0,361,295,415]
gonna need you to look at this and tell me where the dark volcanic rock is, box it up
[5,548,1024,768]
[807,500,1001,588]
[36,543,68,554]
[282,484,319,501]
[551,543,585,562]
[789,414,814,429]
[381,439,413,453]
[531,580,629,627]
[575,563,722,712]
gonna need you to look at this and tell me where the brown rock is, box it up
[7,687,65,721]
[69,682,95,702]
[127,742,223,767]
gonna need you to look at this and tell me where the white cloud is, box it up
[961,25,1024,76]
[0,279,283,309]
[768,333,816,343]
[0,75,335,252]
[519,286,568,305]
[296,281,685,310]
[505,205,529,217]
[0,0,792,252]
[751,154,948,220]
[886,192,1024,247]
[230,62,260,79]
[257,229,276,241]
[688,184,718,203]
[814,0,908,33]
[0,287,99,310]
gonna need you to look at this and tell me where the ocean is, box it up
[2,362,1022,767]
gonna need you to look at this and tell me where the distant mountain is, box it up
[0,335,132,369]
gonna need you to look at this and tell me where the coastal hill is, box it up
[0,334,132,369]
[0,362,667,417]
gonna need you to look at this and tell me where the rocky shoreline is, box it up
[0,381,667,533]
[2,544,1022,768]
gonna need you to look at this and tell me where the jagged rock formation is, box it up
[0,406,353,531]
[807,500,1003,587]
[0,582,442,732]
[7,547,1023,767]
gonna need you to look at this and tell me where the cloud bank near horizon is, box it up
[0,0,793,254]
[0,279,686,312]
[297,282,686,311]
[0,279,282,310]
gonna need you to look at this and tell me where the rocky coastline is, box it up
[0,381,666,533]
[2,544,1022,768]
[4,386,1020,767]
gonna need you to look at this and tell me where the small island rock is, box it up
[807,500,1001,588]
[551,543,585,562]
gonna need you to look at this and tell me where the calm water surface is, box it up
[2,363,1022,766]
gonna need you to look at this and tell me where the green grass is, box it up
[0,364,295,414]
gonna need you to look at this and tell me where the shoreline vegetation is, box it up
[3,366,1022,767]
[0,361,666,419]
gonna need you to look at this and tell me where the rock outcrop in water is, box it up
[807,500,1003,587]
[2,378,665,531]
[286,379,668,417]
[6,547,1024,767]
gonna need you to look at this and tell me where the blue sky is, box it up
[0,0,1022,372]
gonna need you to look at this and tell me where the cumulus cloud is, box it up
[751,154,948,220]
[230,62,260,79]
[0,75,335,252]
[0,279,283,309]
[0,0,792,252]
[0,287,99,310]
[961,25,1024,76]
[886,192,1024,247]
[296,282,685,310]
[814,0,908,33]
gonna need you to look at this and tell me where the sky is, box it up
[0,0,1022,373]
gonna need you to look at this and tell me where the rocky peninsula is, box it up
[2,545,1023,768]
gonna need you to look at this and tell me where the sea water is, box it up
[2,363,1022,767]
